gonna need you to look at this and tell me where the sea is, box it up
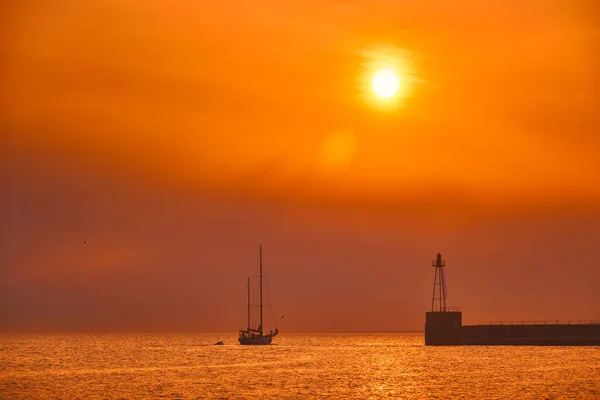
[1,333,599,399]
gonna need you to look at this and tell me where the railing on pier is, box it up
[434,306,461,312]
[486,320,599,325]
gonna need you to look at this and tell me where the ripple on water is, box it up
[1,334,599,399]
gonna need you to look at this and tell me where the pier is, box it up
[424,253,600,346]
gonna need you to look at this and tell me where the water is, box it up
[1,333,599,399]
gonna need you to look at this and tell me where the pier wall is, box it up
[461,323,600,346]
[425,312,600,346]
[424,311,462,345]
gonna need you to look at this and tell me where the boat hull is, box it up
[238,336,273,345]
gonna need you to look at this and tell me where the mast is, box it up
[247,277,250,330]
[259,245,263,335]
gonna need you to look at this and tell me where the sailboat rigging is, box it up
[238,245,279,345]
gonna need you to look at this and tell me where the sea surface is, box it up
[1,333,599,399]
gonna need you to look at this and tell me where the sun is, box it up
[359,45,416,108]
[372,69,400,98]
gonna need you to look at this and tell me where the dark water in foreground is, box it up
[1,333,599,399]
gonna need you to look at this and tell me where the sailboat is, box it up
[238,245,279,345]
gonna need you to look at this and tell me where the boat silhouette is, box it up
[238,245,279,345]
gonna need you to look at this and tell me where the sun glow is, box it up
[359,45,417,109]
[372,69,400,98]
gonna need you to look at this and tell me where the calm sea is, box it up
[1,333,599,399]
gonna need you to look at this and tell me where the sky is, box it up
[1,0,599,332]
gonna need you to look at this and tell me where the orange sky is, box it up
[1,0,599,332]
